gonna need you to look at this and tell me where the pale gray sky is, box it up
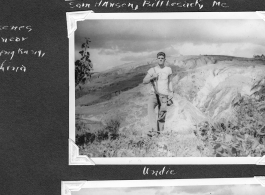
[75,19,265,71]
[72,185,265,195]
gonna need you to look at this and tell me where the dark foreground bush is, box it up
[75,116,121,147]
[76,133,96,146]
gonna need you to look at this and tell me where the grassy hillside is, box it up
[75,55,265,157]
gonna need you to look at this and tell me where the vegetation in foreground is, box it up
[194,81,265,157]
[76,115,201,157]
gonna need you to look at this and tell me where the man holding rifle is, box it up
[143,52,173,136]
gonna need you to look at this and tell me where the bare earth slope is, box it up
[167,57,265,133]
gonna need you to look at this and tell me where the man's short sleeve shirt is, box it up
[147,66,172,95]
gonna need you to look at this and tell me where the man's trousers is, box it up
[147,93,167,132]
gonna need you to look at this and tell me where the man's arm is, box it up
[143,71,158,84]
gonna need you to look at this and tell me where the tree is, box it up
[75,38,93,87]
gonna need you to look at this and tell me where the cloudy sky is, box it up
[75,19,265,72]
[72,185,265,195]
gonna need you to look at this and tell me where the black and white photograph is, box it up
[62,178,265,195]
[70,13,265,161]
[71,185,265,195]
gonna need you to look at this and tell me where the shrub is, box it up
[105,118,120,140]
[75,38,93,87]
[76,115,122,146]
[76,132,96,147]
[96,129,109,141]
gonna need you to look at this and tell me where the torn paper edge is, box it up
[68,11,265,165]
[61,177,264,195]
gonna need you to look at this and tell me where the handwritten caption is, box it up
[143,166,177,176]
[68,0,229,10]
[0,25,46,73]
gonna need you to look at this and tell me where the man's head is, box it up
[157,52,166,66]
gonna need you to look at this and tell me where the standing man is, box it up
[143,52,173,135]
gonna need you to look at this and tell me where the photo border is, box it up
[61,177,265,195]
[68,11,265,165]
